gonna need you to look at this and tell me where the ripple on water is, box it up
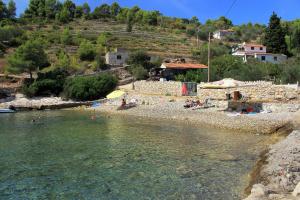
[0,110,271,200]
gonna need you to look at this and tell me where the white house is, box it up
[105,48,129,66]
[232,42,287,64]
[254,53,287,63]
[213,29,235,40]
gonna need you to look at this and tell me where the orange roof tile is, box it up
[162,63,208,69]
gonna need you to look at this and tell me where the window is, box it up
[274,56,277,61]
[260,47,263,50]
[251,47,255,50]
[117,55,122,60]
[261,56,266,61]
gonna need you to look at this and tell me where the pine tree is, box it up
[0,0,7,20]
[82,3,90,19]
[292,28,300,53]
[45,0,61,20]
[264,12,288,54]
[6,0,16,19]
[8,40,49,80]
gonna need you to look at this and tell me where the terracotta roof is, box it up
[161,63,208,69]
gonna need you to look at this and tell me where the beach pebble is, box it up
[292,182,300,197]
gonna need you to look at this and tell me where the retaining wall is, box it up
[198,85,299,101]
[134,80,182,96]
[134,80,299,102]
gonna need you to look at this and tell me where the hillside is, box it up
[69,20,197,58]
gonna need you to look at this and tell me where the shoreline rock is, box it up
[244,131,300,200]
[0,94,92,111]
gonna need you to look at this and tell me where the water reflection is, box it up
[0,110,270,199]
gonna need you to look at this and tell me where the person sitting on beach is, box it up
[184,99,192,108]
[121,98,126,107]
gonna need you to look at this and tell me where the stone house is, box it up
[213,29,235,40]
[105,48,129,66]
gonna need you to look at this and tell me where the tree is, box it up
[61,27,73,45]
[126,19,133,32]
[37,0,45,17]
[0,0,7,20]
[63,0,76,18]
[215,16,233,29]
[292,28,300,53]
[264,12,288,54]
[82,3,90,19]
[56,50,70,69]
[110,2,121,17]
[63,74,117,101]
[45,0,61,20]
[56,6,71,23]
[126,9,134,32]
[74,6,83,18]
[6,0,16,19]
[78,39,96,61]
[93,4,110,19]
[95,55,107,70]
[97,32,112,48]
[127,51,152,69]
[8,40,49,80]
[143,11,159,26]
[116,8,129,22]
[190,16,200,25]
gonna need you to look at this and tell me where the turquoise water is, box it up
[0,111,269,200]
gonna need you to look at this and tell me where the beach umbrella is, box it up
[106,90,126,99]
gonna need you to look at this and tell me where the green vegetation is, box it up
[127,51,156,80]
[180,55,299,83]
[264,12,288,54]
[0,1,299,99]
[22,68,69,97]
[7,39,49,80]
[63,74,117,101]
[78,39,96,61]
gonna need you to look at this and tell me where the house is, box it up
[232,42,287,64]
[159,60,208,81]
[213,29,235,40]
[105,48,129,66]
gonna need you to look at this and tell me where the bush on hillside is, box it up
[63,74,117,101]
[78,39,96,61]
[22,69,69,97]
[61,28,73,45]
[131,65,148,80]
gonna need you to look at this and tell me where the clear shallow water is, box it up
[0,110,270,200]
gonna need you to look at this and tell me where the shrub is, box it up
[61,28,73,45]
[22,69,69,97]
[63,74,117,101]
[131,65,148,80]
[95,55,107,70]
[78,39,96,61]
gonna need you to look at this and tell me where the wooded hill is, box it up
[0,0,300,84]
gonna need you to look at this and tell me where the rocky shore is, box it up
[89,93,296,135]
[87,93,300,199]
[0,94,92,110]
[244,131,300,200]
[1,91,299,199]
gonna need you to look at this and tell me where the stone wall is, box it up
[134,81,299,102]
[197,84,299,102]
[134,81,182,96]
